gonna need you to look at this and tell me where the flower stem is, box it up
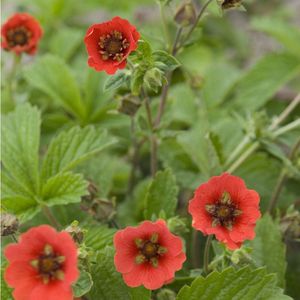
[11,234,18,243]
[7,54,21,105]
[42,206,61,229]
[226,92,300,173]
[143,90,158,176]
[269,92,300,130]
[127,116,139,194]
[267,138,300,214]
[203,235,213,275]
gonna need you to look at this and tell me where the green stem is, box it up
[177,0,214,52]
[269,93,300,130]
[42,206,61,229]
[143,90,157,176]
[273,119,300,137]
[204,235,213,275]
[159,1,172,50]
[11,234,18,243]
[127,116,139,194]
[7,54,21,105]
[267,138,300,214]
[226,92,300,173]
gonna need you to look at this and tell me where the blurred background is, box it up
[2,0,300,298]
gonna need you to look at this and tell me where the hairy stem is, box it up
[42,206,61,229]
[127,117,139,194]
[203,235,213,275]
[267,139,300,214]
[7,54,21,105]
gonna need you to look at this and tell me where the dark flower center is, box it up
[221,0,242,9]
[205,191,242,230]
[134,233,167,267]
[6,26,32,47]
[30,244,65,284]
[98,30,130,62]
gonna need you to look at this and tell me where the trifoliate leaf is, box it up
[41,126,116,181]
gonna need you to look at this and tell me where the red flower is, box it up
[188,173,261,250]
[84,16,140,75]
[114,220,186,290]
[4,225,79,300]
[1,13,43,55]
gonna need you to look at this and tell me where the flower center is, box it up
[134,233,167,268]
[30,244,65,284]
[205,191,242,230]
[6,26,32,47]
[98,30,130,62]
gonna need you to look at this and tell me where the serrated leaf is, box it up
[88,247,151,300]
[232,53,300,111]
[252,18,300,57]
[50,27,83,61]
[1,104,40,195]
[176,267,291,300]
[23,54,86,120]
[73,270,93,297]
[41,172,87,207]
[250,214,287,288]
[153,50,181,72]
[84,226,116,250]
[144,168,179,219]
[136,40,152,61]
[104,71,130,92]
[41,126,116,181]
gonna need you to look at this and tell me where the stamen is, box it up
[98,30,129,62]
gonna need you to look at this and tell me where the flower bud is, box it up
[167,216,189,235]
[65,221,85,244]
[174,1,196,27]
[118,94,141,116]
[144,67,164,92]
[1,213,19,236]
[157,288,176,300]
[280,206,300,241]
[219,0,243,10]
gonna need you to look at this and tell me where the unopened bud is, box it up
[174,1,196,27]
[118,94,141,116]
[1,213,19,236]
[65,221,85,244]
[219,0,243,10]
[157,288,176,300]
[144,68,164,92]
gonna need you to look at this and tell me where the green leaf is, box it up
[41,172,87,207]
[23,54,86,121]
[252,18,300,57]
[88,247,150,300]
[144,169,179,219]
[202,63,240,108]
[176,267,291,300]
[1,104,40,195]
[50,27,83,61]
[232,53,300,111]
[84,226,116,251]
[104,71,130,92]
[41,126,116,181]
[73,270,93,297]
[135,40,152,62]
[153,50,181,72]
[250,214,287,288]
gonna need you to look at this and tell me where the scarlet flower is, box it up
[188,173,261,250]
[114,220,186,290]
[1,13,43,55]
[84,16,140,75]
[4,225,79,300]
